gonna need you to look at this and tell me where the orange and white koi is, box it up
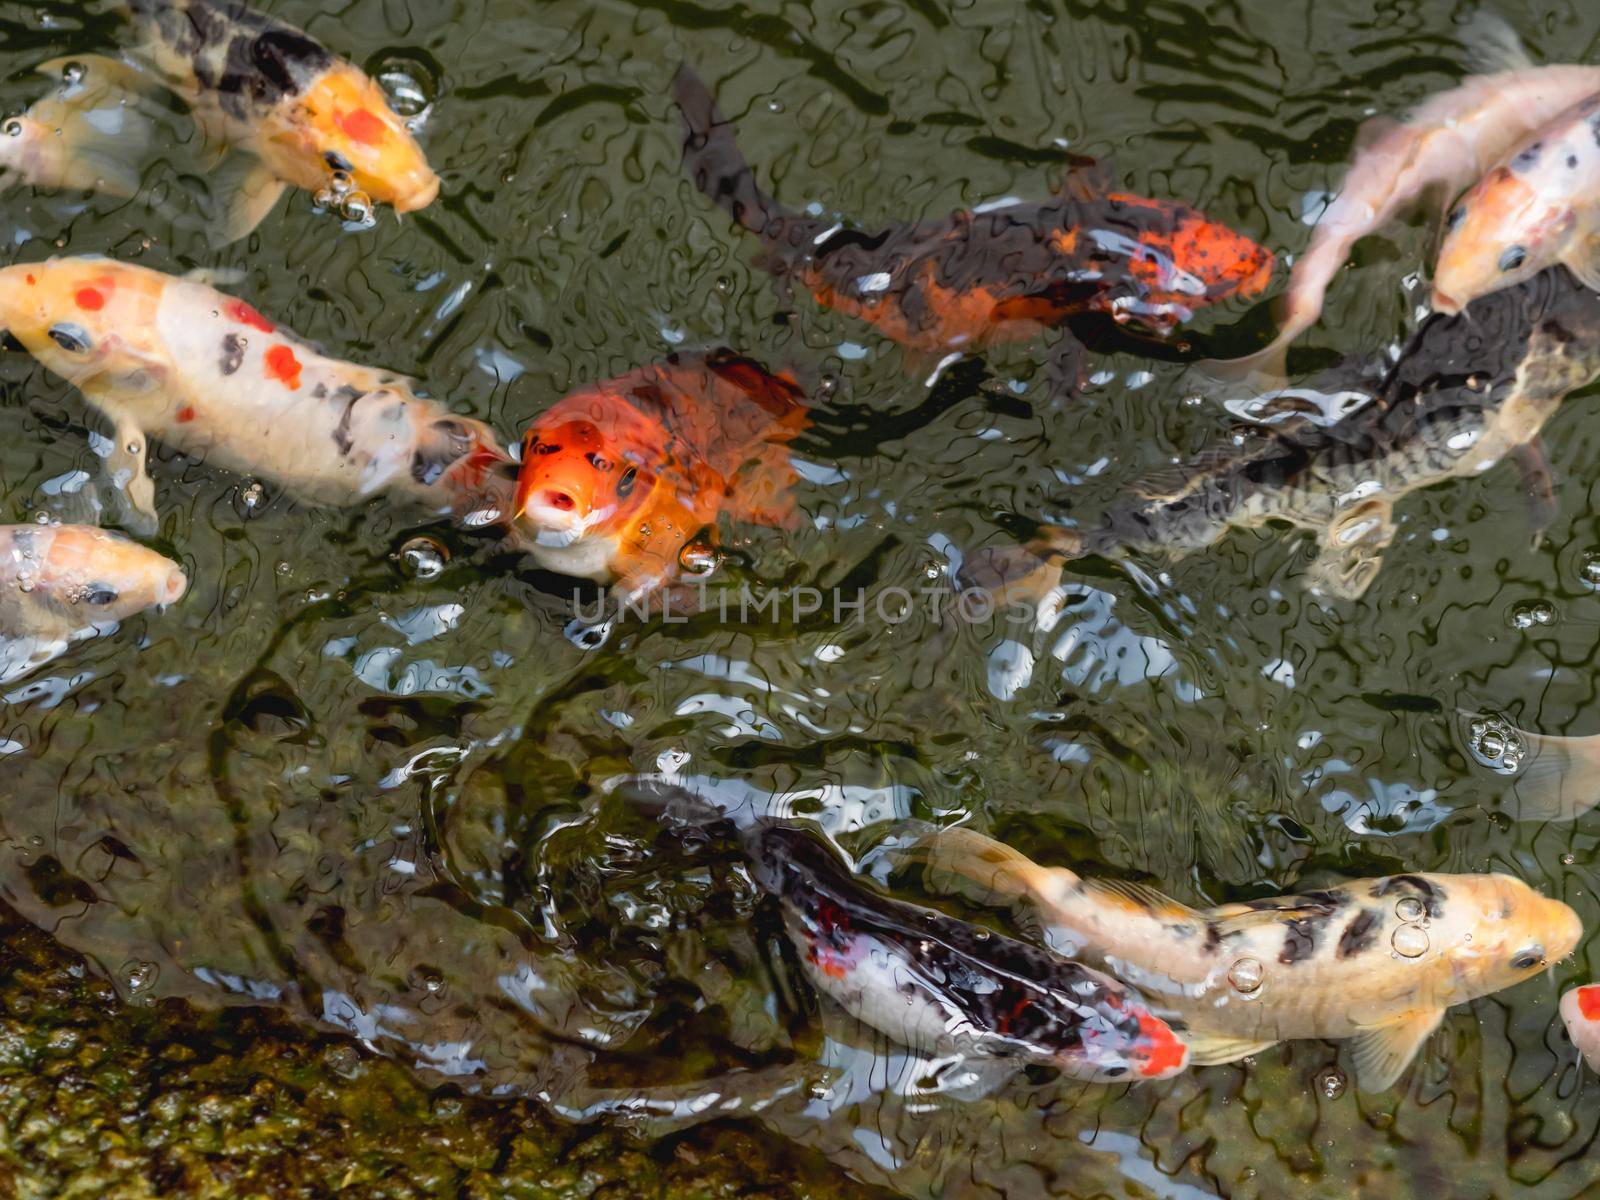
[917,827,1581,1091]
[0,257,510,534]
[513,351,807,601]
[1561,986,1600,1073]
[0,523,186,681]
[40,0,438,240]
[1214,20,1600,385]
[1433,93,1600,313]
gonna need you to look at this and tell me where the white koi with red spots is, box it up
[1433,93,1600,313]
[1211,19,1600,386]
[0,257,512,534]
[1561,986,1600,1073]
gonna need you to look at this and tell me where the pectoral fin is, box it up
[1180,1030,1279,1067]
[103,410,158,536]
[210,159,287,245]
[1512,438,1558,545]
[1349,1007,1444,1092]
[1305,499,1395,599]
[1494,723,1600,822]
[1563,236,1600,295]
[911,826,1057,909]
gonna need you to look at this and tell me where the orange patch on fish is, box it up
[336,108,387,146]
[176,406,196,423]
[264,345,302,389]
[25,274,36,287]
[225,299,276,334]
[1579,986,1600,1021]
[74,287,104,311]
[1135,1009,1188,1077]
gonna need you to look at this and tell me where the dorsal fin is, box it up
[1461,12,1535,75]
[1079,876,1199,922]
[1058,156,1117,202]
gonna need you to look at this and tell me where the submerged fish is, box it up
[514,351,808,601]
[0,57,160,197]
[1560,986,1600,1073]
[625,783,1188,1083]
[43,0,438,241]
[982,265,1600,601]
[0,257,511,534]
[1213,21,1600,385]
[674,65,1271,388]
[1433,94,1600,314]
[1477,717,1600,823]
[918,826,1581,1091]
[0,523,186,681]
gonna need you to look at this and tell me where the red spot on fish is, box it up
[176,406,196,423]
[75,287,104,311]
[25,274,36,286]
[337,108,387,146]
[264,345,302,390]
[224,299,276,334]
[1579,986,1600,1021]
[1134,1009,1187,1078]
[807,944,853,980]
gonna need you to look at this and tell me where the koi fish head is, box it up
[1109,198,1274,328]
[0,115,55,177]
[0,525,186,636]
[0,259,163,388]
[514,418,654,550]
[1072,1001,1191,1082]
[1434,164,1576,314]
[1428,873,1582,1001]
[282,63,439,213]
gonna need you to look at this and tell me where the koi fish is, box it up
[45,0,438,241]
[0,524,186,681]
[1472,716,1600,823]
[976,264,1600,601]
[1212,19,1600,385]
[0,257,511,534]
[917,826,1581,1091]
[513,351,807,601]
[1561,986,1600,1073]
[624,782,1188,1083]
[1433,93,1600,314]
[0,57,160,197]
[673,65,1271,389]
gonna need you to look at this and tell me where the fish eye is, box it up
[2,118,22,138]
[84,585,119,606]
[1446,207,1466,231]
[536,441,559,455]
[585,451,611,472]
[617,466,637,497]
[1499,245,1528,272]
[1510,946,1544,971]
[48,324,91,353]
[324,150,353,172]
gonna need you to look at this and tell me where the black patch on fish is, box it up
[219,333,244,376]
[1202,921,1223,955]
[1512,141,1543,171]
[48,323,90,353]
[1338,908,1382,958]
[1278,916,1318,964]
[331,386,363,457]
[1569,155,1581,169]
[1373,874,1444,919]
[312,382,327,399]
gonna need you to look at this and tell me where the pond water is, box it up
[3,0,1600,1196]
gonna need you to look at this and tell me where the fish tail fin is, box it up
[25,55,162,197]
[1461,11,1535,74]
[1493,722,1600,823]
[672,63,786,236]
[912,826,1063,909]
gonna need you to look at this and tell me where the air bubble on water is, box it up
[767,97,785,113]
[1394,896,1425,923]
[241,482,265,510]
[275,560,291,576]
[1317,1067,1347,1100]
[61,61,84,85]
[1227,956,1264,994]
[1466,714,1526,774]
[714,275,734,294]
[1508,600,1556,630]
[17,574,34,594]
[374,56,437,121]
[678,538,718,577]
[1580,550,1600,590]
[1563,853,1577,866]
[341,190,376,229]
[1391,924,1429,958]
[398,536,448,581]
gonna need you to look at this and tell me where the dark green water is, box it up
[3,0,1600,1196]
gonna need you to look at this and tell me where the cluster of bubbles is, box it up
[315,169,376,230]
[1467,714,1528,775]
